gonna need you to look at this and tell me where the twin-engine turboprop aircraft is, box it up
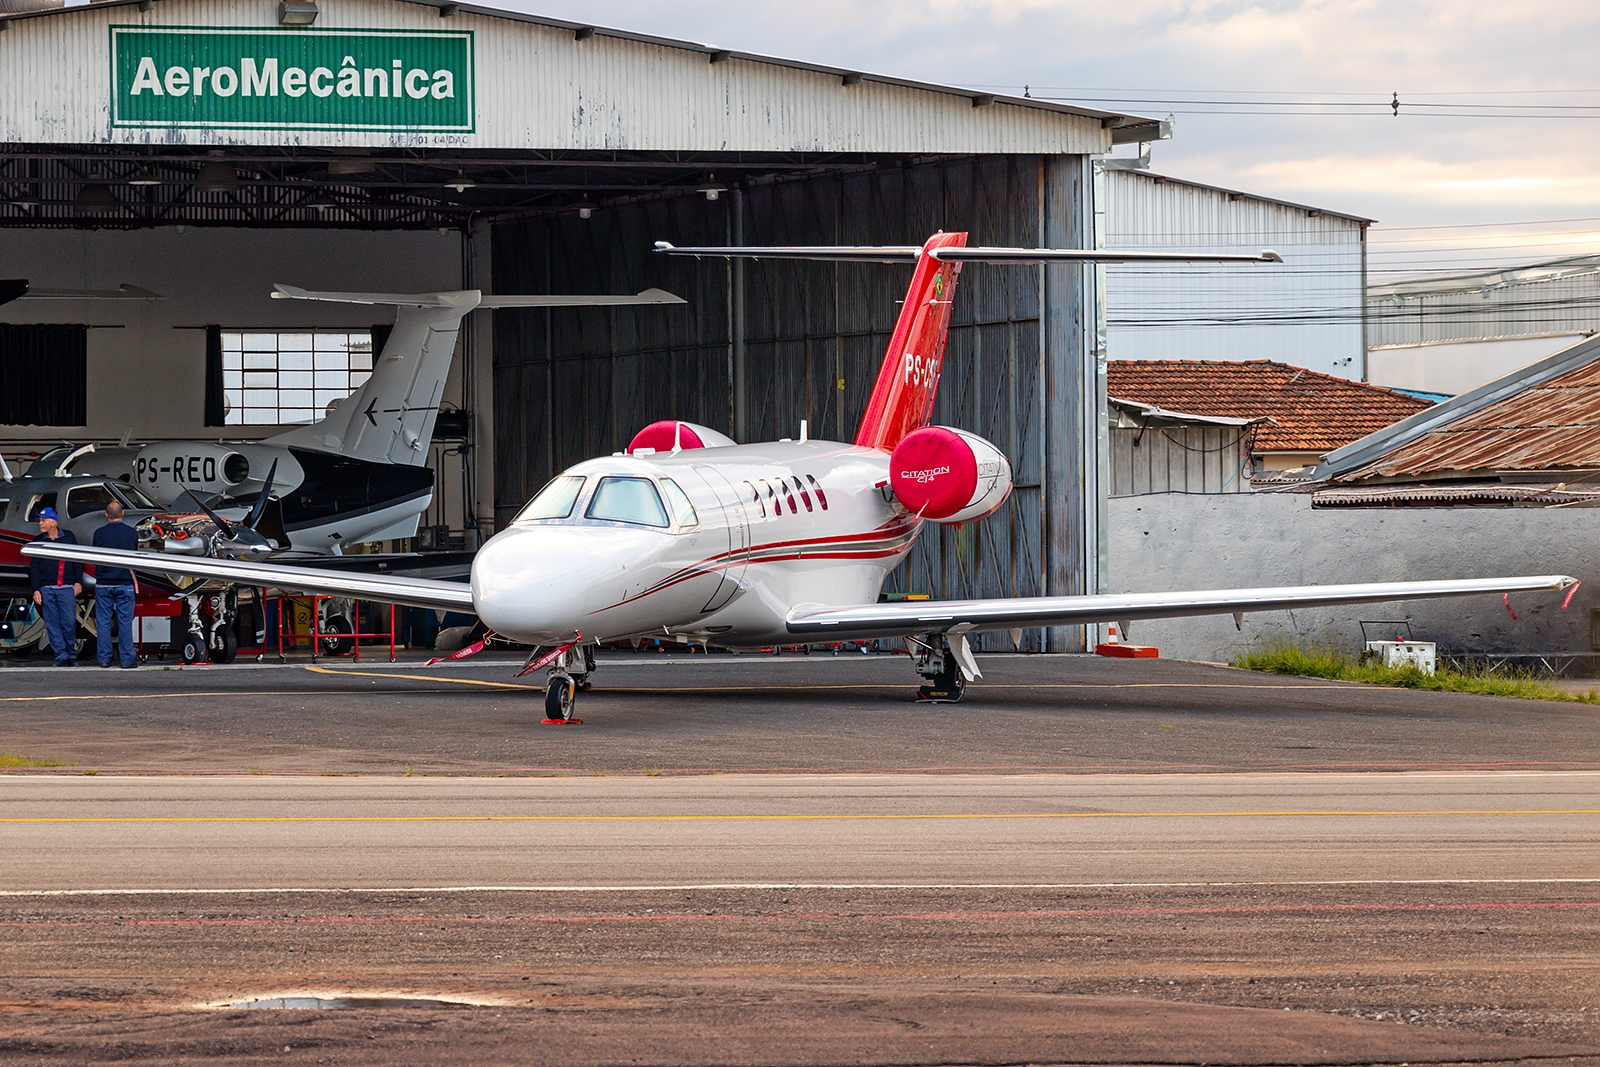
[32,233,1575,720]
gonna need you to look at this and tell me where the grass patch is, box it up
[1232,640,1600,703]
[0,753,74,768]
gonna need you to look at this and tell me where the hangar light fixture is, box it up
[10,196,38,212]
[196,161,238,191]
[305,195,337,213]
[127,168,161,187]
[278,1,319,26]
[75,184,120,213]
[697,182,727,202]
[445,171,475,193]
[575,201,597,220]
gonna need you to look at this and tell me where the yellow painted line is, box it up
[1,809,1596,825]
[304,667,1359,693]
[305,666,542,690]
[0,688,527,703]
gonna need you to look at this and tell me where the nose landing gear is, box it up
[538,643,595,724]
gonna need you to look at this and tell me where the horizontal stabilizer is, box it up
[14,282,164,300]
[478,288,686,307]
[787,574,1575,642]
[23,542,474,614]
[271,284,474,308]
[655,241,1281,265]
[273,285,687,308]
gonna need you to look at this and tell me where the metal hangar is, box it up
[0,0,1166,650]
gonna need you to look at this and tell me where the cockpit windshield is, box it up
[660,478,699,527]
[515,476,586,522]
[586,476,670,528]
[113,482,160,510]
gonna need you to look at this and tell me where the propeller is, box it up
[171,460,280,562]
[243,459,278,531]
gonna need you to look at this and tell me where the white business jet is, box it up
[30,233,1575,722]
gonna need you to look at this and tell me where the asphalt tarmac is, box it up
[1,652,1598,1064]
[3,650,1600,774]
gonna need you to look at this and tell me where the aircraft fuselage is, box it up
[471,439,920,648]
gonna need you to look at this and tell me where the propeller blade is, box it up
[181,488,236,539]
[245,459,278,531]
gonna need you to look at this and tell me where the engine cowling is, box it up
[627,421,737,454]
[889,426,1013,524]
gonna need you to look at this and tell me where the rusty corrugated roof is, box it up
[1107,360,1432,454]
[1335,358,1600,481]
[1314,483,1600,507]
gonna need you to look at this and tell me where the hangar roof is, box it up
[0,0,1154,152]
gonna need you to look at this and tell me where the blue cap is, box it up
[37,507,57,520]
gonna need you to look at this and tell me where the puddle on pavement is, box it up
[229,996,476,1010]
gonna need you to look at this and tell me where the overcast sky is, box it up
[500,0,1600,281]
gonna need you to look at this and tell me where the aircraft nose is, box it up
[470,524,627,644]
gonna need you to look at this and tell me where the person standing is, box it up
[28,507,81,666]
[92,500,139,669]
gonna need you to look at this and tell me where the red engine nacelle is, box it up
[888,426,1013,524]
[626,421,737,455]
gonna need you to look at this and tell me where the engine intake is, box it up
[889,426,1013,524]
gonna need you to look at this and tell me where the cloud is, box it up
[490,0,1600,268]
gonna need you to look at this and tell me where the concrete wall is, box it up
[1108,492,1596,663]
[1368,333,1588,396]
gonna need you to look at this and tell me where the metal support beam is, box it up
[464,219,496,546]
[1038,154,1104,652]
[731,187,748,443]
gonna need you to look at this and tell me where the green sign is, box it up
[109,26,474,132]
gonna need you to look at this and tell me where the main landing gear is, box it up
[541,644,596,724]
[914,632,982,703]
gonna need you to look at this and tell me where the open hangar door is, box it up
[0,0,1149,649]
[491,153,1101,652]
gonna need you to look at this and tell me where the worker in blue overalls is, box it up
[28,507,81,666]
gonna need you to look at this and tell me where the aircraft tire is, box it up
[213,627,239,665]
[319,616,355,657]
[544,677,576,722]
[180,633,206,665]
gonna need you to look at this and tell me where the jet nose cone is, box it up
[471,524,621,644]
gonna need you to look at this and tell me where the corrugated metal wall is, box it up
[492,155,1061,650]
[1109,425,1250,496]
[1102,170,1366,376]
[1368,271,1600,346]
[3,0,1110,155]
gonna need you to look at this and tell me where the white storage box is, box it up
[1365,639,1435,675]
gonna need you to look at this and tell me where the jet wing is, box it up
[785,575,1576,641]
[22,543,474,613]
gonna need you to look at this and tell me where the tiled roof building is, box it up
[1107,360,1434,471]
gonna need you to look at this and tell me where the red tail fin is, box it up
[854,232,966,451]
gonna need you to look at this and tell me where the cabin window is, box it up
[515,476,585,521]
[25,493,57,522]
[587,476,670,528]
[763,480,779,517]
[660,478,699,527]
[779,478,798,514]
[65,483,117,520]
[0,500,8,524]
[795,479,814,512]
[744,481,766,518]
[806,474,828,510]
